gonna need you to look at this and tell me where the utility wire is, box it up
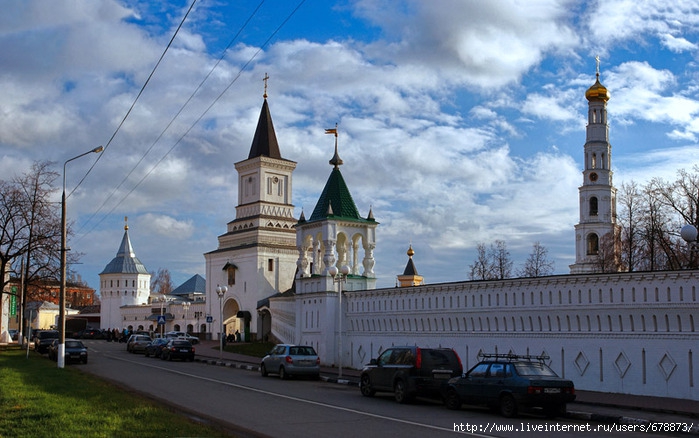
[69,0,198,199]
[77,0,306,238]
[76,0,266,235]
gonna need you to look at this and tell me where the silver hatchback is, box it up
[260,344,320,380]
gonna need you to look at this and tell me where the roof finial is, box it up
[263,72,269,99]
[325,123,342,168]
[595,55,600,79]
[124,216,128,231]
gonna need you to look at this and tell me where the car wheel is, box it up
[82,358,88,364]
[160,353,167,360]
[261,363,268,377]
[394,380,412,404]
[144,351,150,358]
[279,366,288,380]
[444,388,462,410]
[360,374,375,397]
[499,394,518,418]
[168,354,173,361]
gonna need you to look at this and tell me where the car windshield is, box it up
[172,341,190,347]
[514,362,559,377]
[66,341,83,348]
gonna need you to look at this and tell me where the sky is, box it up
[2,0,699,291]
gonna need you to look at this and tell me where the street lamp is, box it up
[329,264,350,378]
[216,285,227,360]
[182,301,191,333]
[59,145,103,369]
[158,295,168,338]
[681,224,698,267]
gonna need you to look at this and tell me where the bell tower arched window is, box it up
[589,197,598,216]
[587,233,599,255]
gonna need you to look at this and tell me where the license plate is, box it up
[544,388,561,393]
[179,349,189,352]
[433,373,451,380]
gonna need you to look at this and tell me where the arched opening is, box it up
[587,233,599,255]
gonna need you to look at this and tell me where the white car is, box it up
[164,331,199,344]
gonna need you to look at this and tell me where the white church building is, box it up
[100,71,698,401]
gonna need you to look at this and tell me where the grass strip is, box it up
[0,347,234,437]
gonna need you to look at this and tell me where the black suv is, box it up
[34,330,59,354]
[360,346,463,403]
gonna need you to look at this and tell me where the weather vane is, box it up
[325,123,342,168]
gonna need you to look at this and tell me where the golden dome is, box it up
[407,244,414,257]
[585,74,610,101]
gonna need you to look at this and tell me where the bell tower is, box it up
[570,58,620,274]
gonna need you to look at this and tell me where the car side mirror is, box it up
[369,358,378,366]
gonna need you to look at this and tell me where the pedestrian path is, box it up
[194,340,699,434]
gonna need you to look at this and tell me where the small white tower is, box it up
[570,59,620,274]
[99,218,151,330]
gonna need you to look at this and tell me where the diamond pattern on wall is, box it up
[614,351,631,378]
[574,351,590,376]
[658,353,677,381]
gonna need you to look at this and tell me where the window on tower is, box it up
[591,153,597,169]
[590,197,598,216]
[587,234,599,255]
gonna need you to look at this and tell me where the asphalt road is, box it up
[72,340,685,438]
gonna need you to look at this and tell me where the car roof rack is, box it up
[477,353,550,363]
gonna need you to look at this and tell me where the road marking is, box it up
[103,353,492,437]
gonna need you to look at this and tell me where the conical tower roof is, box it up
[308,167,364,222]
[100,223,149,275]
[248,98,281,159]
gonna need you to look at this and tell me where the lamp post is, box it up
[216,285,227,360]
[182,301,191,333]
[158,295,168,338]
[59,145,103,369]
[329,264,350,378]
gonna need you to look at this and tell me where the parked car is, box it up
[48,338,88,364]
[76,328,104,339]
[160,339,195,361]
[144,338,169,358]
[260,344,320,380]
[441,353,575,418]
[126,334,152,353]
[164,331,199,344]
[359,346,463,403]
[34,330,60,354]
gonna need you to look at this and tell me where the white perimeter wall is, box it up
[270,270,699,400]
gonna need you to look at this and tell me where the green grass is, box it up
[0,346,234,437]
[224,342,275,358]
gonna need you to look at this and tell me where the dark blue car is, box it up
[442,354,575,418]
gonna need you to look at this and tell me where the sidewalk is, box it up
[194,341,699,433]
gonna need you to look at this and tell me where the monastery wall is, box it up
[272,269,699,400]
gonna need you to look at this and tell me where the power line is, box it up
[70,0,199,199]
[76,0,267,236]
[76,0,306,239]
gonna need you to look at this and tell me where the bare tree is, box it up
[617,181,643,272]
[469,243,492,280]
[150,268,173,295]
[519,241,554,277]
[490,240,513,279]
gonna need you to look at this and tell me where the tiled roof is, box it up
[308,167,368,223]
[100,229,149,275]
[171,274,206,296]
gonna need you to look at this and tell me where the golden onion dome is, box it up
[407,244,414,257]
[585,74,610,101]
